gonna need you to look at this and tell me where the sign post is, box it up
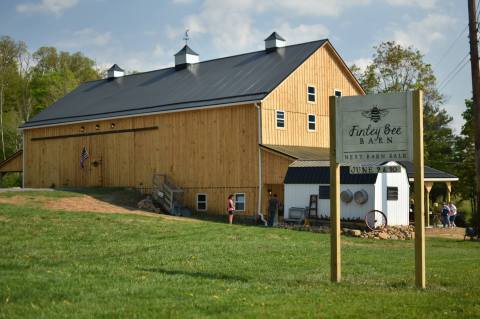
[329,96,341,282]
[330,90,425,288]
[412,90,425,289]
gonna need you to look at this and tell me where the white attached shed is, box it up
[284,161,410,226]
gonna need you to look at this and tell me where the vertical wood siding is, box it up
[0,151,23,173]
[260,149,294,213]
[261,43,364,147]
[24,104,259,215]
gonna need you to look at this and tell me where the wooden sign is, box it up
[335,92,414,164]
[349,165,401,174]
[329,91,425,289]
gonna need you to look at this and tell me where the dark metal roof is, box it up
[22,40,327,128]
[398,161,458,180]
[108,64,124,72]
[284,165,378,184]
[284,160,458,185]
[174,45,199,56]
[265,32,286,41]
[261,144,329,160]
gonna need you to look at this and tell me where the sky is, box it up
[0,0,472,132]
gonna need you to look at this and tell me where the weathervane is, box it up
[183,29,190,45]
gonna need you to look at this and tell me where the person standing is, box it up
[448,201,457,227]
[441,203,450,228]
[268,194,279,227]
[227,194,235,224]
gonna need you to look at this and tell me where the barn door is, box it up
[88,136,104,187]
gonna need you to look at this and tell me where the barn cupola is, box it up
[265,32,286,52]
[174,45,199,70]
[107,64,124,78]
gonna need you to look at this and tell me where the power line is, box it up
[437,53,469,88]
[438,57,469,90]
[434,25,468,67]
[439,60,469,91]
[435,0,479,67]
[434,1,479,91]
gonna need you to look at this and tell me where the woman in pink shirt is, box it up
[227,194,235,224]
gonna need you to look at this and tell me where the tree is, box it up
[16,47,34,122]
[30,47,100,118]
[454,100,477,225]
[0,35,104,186]
[350,41,455,174]
[0,37,102,164]
[0,36,25,159]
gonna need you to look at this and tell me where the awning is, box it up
[260,144,329,161]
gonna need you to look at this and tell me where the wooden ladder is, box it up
[308,194,318,219]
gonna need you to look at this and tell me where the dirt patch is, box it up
[42,195,200,222]
[46,196,144,215]
[425,227,465,240]
[0,196,31,206]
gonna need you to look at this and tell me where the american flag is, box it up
[80,147,89,168]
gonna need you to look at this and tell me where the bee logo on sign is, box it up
[335,92,414,164]
[361,105,389,123]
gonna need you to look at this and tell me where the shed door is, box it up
[87,136,103,187]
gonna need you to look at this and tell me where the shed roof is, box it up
[261,144,329,161]
[0,150,23,173]
[284,160,458,185]
[284,164,378,184]
[21,39,328,129]
[398,161,458,181]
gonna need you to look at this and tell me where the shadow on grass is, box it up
[137,267,249,282]
[57,187,144,211]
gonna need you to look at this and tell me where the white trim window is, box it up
[234,193,246,211]
[307,114,316,131]
[196,193,207,211]
[275,110,285,128]
[387,187,398,201]
[334,89,342,97]
[307,85,316,103]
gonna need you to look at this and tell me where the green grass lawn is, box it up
[1,200,479,318]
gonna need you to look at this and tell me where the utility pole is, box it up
[468,0,480,229]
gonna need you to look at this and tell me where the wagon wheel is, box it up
[365,209,387,231]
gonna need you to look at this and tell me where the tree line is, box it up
[0,35,101,161]
[0,36,477,225]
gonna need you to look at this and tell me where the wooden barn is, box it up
[19,32,364,216]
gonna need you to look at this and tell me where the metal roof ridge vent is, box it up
[174,44,199,70]
[265,32,286,52]
[107,64,125,78]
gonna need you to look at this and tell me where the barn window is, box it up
[80,126,85,132]
[235,193,246,211]
[110,123,116,129]
[95,124,100,130]
[196,193,207,211]
[334,89,342,97]
[307,85,316,103]
[387,187,398,201]
[308,114,316,131]
[319,186,330,199]
[276,110,285,128]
